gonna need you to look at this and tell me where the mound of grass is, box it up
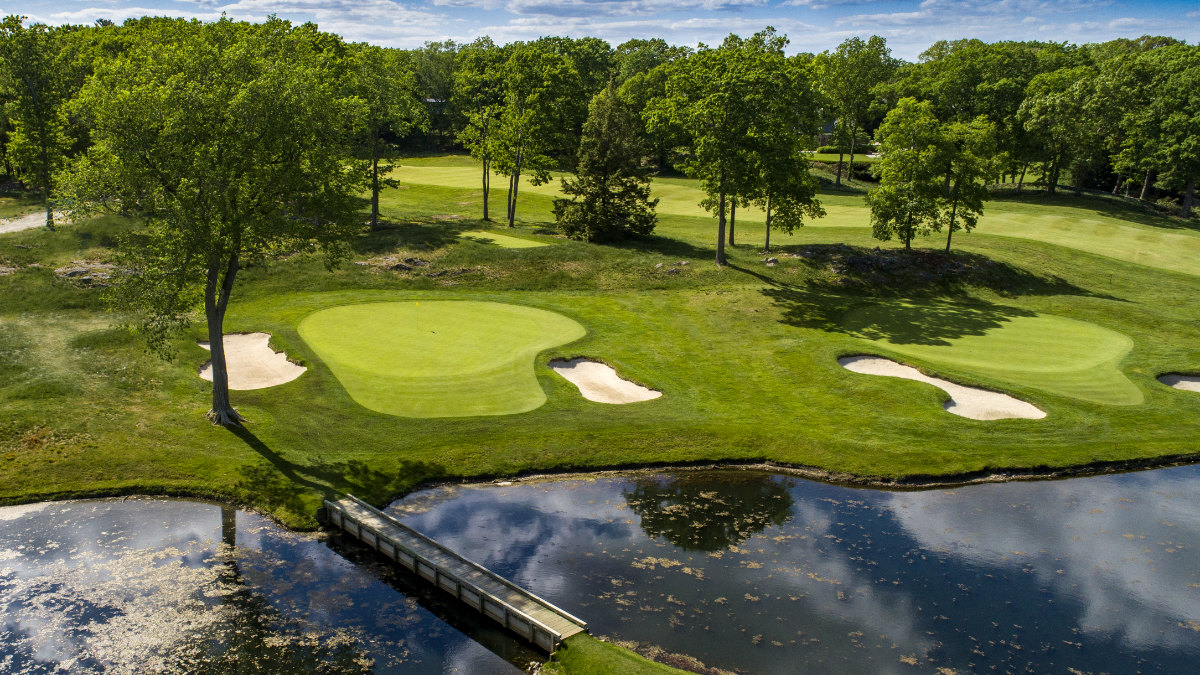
[458,229,550,248]
[841,301,1142,405]
[297,300,586,417]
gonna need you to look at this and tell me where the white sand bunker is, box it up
[549,358,662,404]
[1158,373,1200,393]
[839,355,1045,421]
[198,332,306,390]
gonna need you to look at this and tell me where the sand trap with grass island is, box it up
[198,333,306,390]
[839,355,1045,420]
[1158,374,1200,393]
[549,358,662,404]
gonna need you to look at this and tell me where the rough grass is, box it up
[296,300,586,417]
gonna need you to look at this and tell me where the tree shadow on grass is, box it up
[229,426,445,516]
[989,189,1199,232]
[355,218,470,255]
[746,244,1124,345]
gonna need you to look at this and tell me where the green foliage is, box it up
[815,36,896,185]
[342,43,427,228]
[491,43,582,227]
[554,81,658,242]
[0,16,75,227]
[867,98,945,248]
[59,17,366,424]
[1017,65,1097,193]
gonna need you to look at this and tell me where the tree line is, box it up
[0,15,1195,422]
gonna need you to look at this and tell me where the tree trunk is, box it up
[764,196,772,253]
[369,135,380,230]
[835,150,844,187]
[728,200,736,246]
[508,150,523,227]
[481,158,490,221]
[1046,158,1058,195]
[1017,163,1028,193]
[1139,168,1152,201]
[1112,173,1122,195]
[903,213,913,250]
[945,195,959,253]
[715,187,727,266]
[848,131,856,184]
[204,253,245,426]
[1183,176,1196,219]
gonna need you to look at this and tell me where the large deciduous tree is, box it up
[554,80,658,242]
[647,28,810,264]
[1018,65,1096,194]
[62,18,366,425]
[815,36,896,187]
[867,98,946,249]
[0,16,73,229]
[344,43,426,230]
[492,43,579,228]
[453,37,509,221]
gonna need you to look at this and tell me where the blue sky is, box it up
[9,0,1198,60]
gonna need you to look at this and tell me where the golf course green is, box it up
[841,302,1142,405]
[297,300,586,417]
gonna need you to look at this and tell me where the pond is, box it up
[0,498,540,674]
[388,465,1200,674]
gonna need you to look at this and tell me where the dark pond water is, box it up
[0,498,541,674]
[388,465,1200,674]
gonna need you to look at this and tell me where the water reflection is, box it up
[0,498,537,674]
[389,466,1200,674]
[623,473,794,551]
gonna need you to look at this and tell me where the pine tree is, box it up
[554,80,657,242]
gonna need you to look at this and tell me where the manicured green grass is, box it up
[296,300,586,417]
[544,635,690,675]
[394,157,1200,276]
[841,301,1142,405]
[458,229,551,248]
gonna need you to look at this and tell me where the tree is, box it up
[1018,66,1096,194]
[867,98,946,249]
[815,36,896,187]
[554,80,657,242]
[62,18,365,425]
[453,37,508,221]
[939,117,996,251]
[1147,45,1200,217]
[411,40,457,147]
[344,44,425,230]
[492,43,580,228]
[0,16,73,229]
[647,29,797,265]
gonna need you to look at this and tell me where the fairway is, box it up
[458,230,550,248]
[297,301,586,417]
[842,302,1142,405]
[394,158,1200,276]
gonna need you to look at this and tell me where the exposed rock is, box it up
[54,260,115,287]
[654,262,664,269]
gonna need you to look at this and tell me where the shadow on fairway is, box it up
[990,190,1199,232]
[229,426,444,512]
[741,244,1124,344]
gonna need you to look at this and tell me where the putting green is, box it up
[458,230,550,249]
[297,301,586,417]
[841,302,1142,405]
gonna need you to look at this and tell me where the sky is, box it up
[8,0,1198,60]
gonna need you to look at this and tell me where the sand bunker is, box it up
[198,332,306,390]
[549,358,662,404]
[839,355,1045,421]
[1158,373,1200,393]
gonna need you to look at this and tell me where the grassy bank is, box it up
[2,154,1199,672]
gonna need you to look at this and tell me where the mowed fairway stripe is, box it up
[298,301,586,417]
[394,162,1200,276]
[843,303,1142,406]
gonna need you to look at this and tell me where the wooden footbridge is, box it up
[323,495,588,652]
